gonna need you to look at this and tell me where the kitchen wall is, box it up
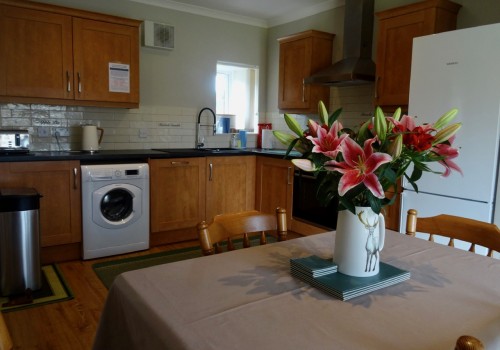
[1,0,499,151]
[0,0,266,151]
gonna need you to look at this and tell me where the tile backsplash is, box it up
[0,103,256,151]
[0,85,372,151]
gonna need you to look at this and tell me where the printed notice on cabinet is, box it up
[109,63,130,93]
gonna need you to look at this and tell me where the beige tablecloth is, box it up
[93,231,500,350]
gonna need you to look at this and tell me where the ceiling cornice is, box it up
[129,0,344,28]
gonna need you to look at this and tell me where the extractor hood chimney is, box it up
[304,0,375,86]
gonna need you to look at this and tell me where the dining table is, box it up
[92,230,500,350]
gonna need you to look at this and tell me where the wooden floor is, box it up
[3,233,302,350]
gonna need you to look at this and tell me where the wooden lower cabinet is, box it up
[149,158,206,245]
[206,156,256,222]
[255,156,293,227]
[0,161,81,262]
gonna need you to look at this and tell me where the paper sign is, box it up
[109,63,130,93]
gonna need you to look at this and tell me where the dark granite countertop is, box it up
[0,148,300,163]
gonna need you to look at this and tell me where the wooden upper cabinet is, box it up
[0,5,73,99]
[73,18,139,105]
[374,0,461,111]
[278,30,334,114]
[0,0,141,108]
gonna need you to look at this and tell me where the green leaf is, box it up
[329,108,343,127]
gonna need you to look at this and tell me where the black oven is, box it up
[293,170,338,229]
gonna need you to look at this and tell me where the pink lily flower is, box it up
[306,120,346,159]
[325,137,392,198]
[432,136,462,177]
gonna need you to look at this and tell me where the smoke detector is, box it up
[142,20,174,50]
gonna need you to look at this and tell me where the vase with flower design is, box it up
[333,207,385,277]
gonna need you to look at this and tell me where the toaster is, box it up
[0,129,30,153]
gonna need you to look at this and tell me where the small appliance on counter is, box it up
[0,129,30,154]
[82,125,104,153]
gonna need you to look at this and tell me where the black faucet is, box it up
[196,107,217,148]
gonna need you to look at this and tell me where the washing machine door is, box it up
[92,183,143,229]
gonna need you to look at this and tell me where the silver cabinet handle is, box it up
[287,166,292,185]
[77,72,82,93]
[171,161,190,165]
[73,167,78,190]
[209,163,213,181]
[66,71,71,92]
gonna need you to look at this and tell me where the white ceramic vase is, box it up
[333,207,386,277]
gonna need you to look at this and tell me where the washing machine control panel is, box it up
[82,164,149,182]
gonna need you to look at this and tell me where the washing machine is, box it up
[81,163,149,260]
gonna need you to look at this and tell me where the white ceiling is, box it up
[130,0,345,27]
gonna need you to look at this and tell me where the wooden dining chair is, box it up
[455,335,484,350]
[197,207,287,255]
[0,312,13,350]
[405,209,500,257]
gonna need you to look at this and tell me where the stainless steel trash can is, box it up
[0,188,42,296]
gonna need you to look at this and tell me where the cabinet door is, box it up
[255,157,293,227]
[0,161,81,247]
[72,18,139,104]
[278,37,312,110]
[375,11,427,109]
[206,156,256,222]
[150,158,206,233]
[0,5,73,99]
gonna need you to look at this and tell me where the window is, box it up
[216,62,259,131]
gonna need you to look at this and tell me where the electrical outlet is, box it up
[54,127,70,137]
[139,128,148,138]
[37,126,50,137]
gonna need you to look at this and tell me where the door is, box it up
[206,156,256,222]
[72,18,139,103]
[149,158,206,233]
[408,25,500,203]
[0,161,81,247]
[0,5,73,99]
[92,184,142,229]
[255,157,293,227]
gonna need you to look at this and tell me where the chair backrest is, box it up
[455,335,484,350]
[405,209,500,257]
[0,312,13,350]
[198,207,287,255]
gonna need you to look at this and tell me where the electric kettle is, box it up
[82,125,104,153]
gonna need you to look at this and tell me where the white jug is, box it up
[333,207,385,277]
[82,125,104,152]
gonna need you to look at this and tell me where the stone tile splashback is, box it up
[0,103,256,151]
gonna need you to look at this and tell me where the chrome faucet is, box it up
[196,107,217,149]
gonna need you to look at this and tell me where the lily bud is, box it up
[433,108,458,129]
[392,107,402,121]
[432,123,462,145]
[292,159,316,172]
[284,113,304,137]
[374,106,387,142]
[387,134,403,158]
[272,131,296,146]
[318,101,329,126]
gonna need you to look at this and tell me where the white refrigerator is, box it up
[399,23,500,255]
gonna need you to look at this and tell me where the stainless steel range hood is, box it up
[304,0,375,86]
